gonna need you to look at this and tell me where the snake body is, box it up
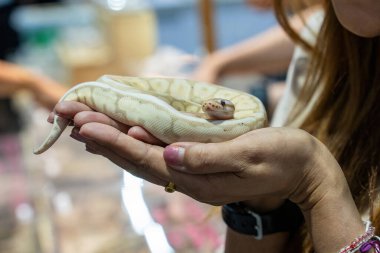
[34,75,267,154]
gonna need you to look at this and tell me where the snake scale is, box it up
[34,75,267,154]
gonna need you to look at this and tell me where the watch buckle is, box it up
[246,209,263,240]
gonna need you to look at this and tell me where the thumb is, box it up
[163,141,244,174]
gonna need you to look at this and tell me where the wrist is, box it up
[241,197,285,213]
[288,136,345,212]
[225,227,289,253]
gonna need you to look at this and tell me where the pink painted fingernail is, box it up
[163,146,185,170]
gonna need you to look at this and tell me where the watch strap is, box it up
[222,200,304,239]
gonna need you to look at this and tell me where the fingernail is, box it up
[85,144,98,154]
[70,128,87,143]
[163,146,185,170]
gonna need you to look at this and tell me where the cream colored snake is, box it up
[34,75,267,154]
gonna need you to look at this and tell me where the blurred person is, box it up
[0,0,66,133]
[51,0,380,252]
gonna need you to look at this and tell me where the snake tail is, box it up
[33,112,71,154]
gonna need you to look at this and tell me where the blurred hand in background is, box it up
[0,60,67,110]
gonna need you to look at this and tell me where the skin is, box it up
[49,102,364,253]
[192,24,295,83]
[192,6,319,84]
[0,60,67,110]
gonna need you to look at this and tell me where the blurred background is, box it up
[0,0,279,252]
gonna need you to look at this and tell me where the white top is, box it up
[271,10,325,127]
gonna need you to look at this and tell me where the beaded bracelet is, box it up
[338,221,377,253]
[359,236,380,253]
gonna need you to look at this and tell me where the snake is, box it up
[34,75,267,154]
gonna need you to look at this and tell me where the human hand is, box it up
[0,60,67,110]
[192,54,223,84]
[161,127,344,211]
[51,101,344,211]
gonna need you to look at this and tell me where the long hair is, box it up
[273,0,380,252]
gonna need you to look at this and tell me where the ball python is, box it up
[34,75,267,154]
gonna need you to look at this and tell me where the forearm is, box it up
[304,191,364,253]
[1,62,69,109]
[211,25,295,76]
[298,166,364,253]
[0,60,31,97]
[210,7,321,77]
[293,140,365,253]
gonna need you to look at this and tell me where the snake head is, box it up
[202,98,235,120]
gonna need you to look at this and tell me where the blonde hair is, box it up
[273,0,380,252]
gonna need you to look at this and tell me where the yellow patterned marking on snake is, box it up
[150,79,170,93]
[169,79,192,101]
[33,75,267,154]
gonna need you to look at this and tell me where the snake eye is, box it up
[220,99,226,106]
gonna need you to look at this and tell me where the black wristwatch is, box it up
[222,200,304,239]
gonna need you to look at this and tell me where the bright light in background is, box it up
[107,0,127,11]
[107,0,146,11]
[145,224,174,253]
[121,173,152,234]
[15,203,34,223]
[121,172,174,253]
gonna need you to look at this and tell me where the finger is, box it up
[84,140,166,186]
[79,123,265,204]
[77,123,206,196]
[47,111,56,123]
[83,138,200,196]
[70,127,90,143]
[168,171,241,205]
[73,111,131,133]
[127,126,166,146]
[54,101,93,119]
[79,122,170,179]
[163,162,265,205]
[47,111,74,126]
[163,138,250,174]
